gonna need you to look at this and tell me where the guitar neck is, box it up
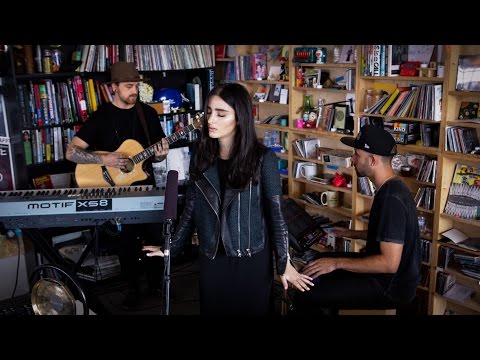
[165,123,197,144]
[131,123,197,164]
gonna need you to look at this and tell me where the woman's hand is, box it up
[280,261,314,292]
[142,245,164,257]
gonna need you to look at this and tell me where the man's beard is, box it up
[354,166,366,178]
[121,94,137,105]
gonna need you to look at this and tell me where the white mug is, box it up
[300,163,317,180]
[321,190,339,208]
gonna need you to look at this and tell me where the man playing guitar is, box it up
[66,62,169,310]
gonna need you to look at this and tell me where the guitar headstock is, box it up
[192,112,204,129]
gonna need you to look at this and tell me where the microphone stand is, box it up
[162,219,173,315]
[161,170,178,315]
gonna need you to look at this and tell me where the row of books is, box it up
[435,271,456,296]
[414,186,436,210]
[292,138,321,159]
[234,53,267,81]
[445,126,480,154]
[78,45,121,73]
[362,45,406,77]
[357,176,375,196]
[453,253,480,279]
[23,126,76,165]
[420,239,432,264]
[416,157,437,183]
[365,84,442,121]
[362,45,436,77]
[124,45,215,71]
[17,76,113,128]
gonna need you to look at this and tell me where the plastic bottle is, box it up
[374,89,383,105]
[418,212,426,234]
[303,94,312,123]
[43,49,52,74]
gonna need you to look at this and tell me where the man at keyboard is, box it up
[293,125,422,315]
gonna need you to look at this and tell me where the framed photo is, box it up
[456,55,480,91]
[332,105,348,130]
[339,45,355,64]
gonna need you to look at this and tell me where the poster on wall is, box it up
[0,78,15,190]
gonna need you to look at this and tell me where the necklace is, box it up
[377,174,397,191]
[112,108,136,146]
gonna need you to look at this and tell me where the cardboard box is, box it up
[149,103,163,114]
[390,132,420,145]
[384,121,419,134]
[319,148,352,168]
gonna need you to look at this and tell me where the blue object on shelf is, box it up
[153,88,183,108]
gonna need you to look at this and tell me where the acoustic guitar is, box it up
[75,112,204,187]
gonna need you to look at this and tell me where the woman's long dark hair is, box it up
[192,83,266,190]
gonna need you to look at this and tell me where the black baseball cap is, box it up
[340,124,397,156]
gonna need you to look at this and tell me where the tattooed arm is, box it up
[66,137,126,168]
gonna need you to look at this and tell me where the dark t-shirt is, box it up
[366,177,421,303]
[75,102,166,183]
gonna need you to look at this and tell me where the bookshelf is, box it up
[4,44,214,189]
[287,45,356,227]
[4,43,480,315]
[355,45,450,314]
[216,45,464,315]
[223,45,291,193]
[432,45,480,315]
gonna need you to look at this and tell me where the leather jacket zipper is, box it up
[196,178,221,258]
[237,193,241,257]
[246,180,252,257]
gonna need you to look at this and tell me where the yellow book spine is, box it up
[88,78,98,112]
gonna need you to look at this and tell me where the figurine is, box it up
[279,56,287,81]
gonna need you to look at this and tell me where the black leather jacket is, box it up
[171,149,290,275]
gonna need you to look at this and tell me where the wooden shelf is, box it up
[448,90,480,97]
[297,199,353,217]
[254,123,289,132]
[439,213,480,227]
[293,87,353,94]
[292,178,352,193]
[446,120,480,129]
[292,155,353,172]
[290,128,353,140]
[360,75,444,82]
[358,112,443,124]
[442,151,480,162]
[294,62,356,69]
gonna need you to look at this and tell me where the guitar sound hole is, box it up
[123,158,135,173]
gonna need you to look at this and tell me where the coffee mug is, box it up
[321,190,339,208]
[300,163,317,180]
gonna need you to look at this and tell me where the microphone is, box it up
[163,170,178,221]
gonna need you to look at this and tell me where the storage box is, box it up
[318,148,352,168]
[384,121,419,134]
[149,103,164,114]
[390,132,420,145]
